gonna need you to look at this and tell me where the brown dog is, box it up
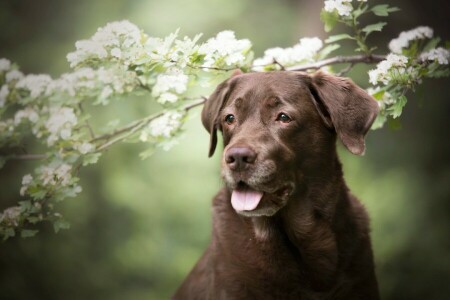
[174,71,380,299]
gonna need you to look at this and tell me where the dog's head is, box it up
[202,71,378,217]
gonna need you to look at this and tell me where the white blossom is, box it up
[45,107,78,145]
[388,26,434,54]
[40,163,72,186]
[368,53,408,85]
[6,70,24,83]
[420,47,449,65]
[111,48,122,58]
[76,142,95,154]
[324,0,353,17]
[0,85,9,107]
[253,37,323,70]
[20,174,33,196]
[67,20,143,68]
[198,31,251,68]
[152,69,188,103]
[367,87,395,110]
[16,74,53,98]
[46,68,97,97]
[0,206,21,226]
[140,111,184,142]
[0,58,11,72]
[14,107,39,125]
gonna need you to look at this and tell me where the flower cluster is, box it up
[420,47,450,65]
[252,37,323,71]
[140,111,184,142]
[39,163,73,186]
[368,54,409,85]
[388,26,433,54]
[45,107,78,145]
[198,31,252,69]
[323,0,366,17]
[67,20,145,68]
[151,69,189,104]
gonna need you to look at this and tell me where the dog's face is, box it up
[202,71,378,217]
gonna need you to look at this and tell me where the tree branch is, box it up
[286,54,385,72]
[94,97,206,151]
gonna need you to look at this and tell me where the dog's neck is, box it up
[250,151,347,288]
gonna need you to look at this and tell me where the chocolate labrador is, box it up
[174,71,380,299]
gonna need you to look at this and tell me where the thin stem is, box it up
[286,54,385,72]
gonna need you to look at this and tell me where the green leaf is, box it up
[423,37,441,52]
[371,5,400,17]
[318,44,340,60]
[371,113,387,130]
[371,89,386,101]
[21,229,38,238]
[53,219,70,233]
[320,10,339,33]
[82,152,102,166]
[2,228,15,241]
[389,95,407,118]
[353,5,369,18]
[325,34,354,44]
[362,22,387,36]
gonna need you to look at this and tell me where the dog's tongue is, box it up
[231,187,263,211]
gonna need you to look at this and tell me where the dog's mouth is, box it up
[230,181,293,215]
[231,182,264,211]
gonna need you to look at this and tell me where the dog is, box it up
[173,70,380,299]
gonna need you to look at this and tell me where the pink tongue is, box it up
[231,187,264,211]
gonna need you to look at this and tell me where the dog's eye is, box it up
[276,113,291,123]
[225,114,236,125]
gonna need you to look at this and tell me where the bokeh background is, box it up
[0,0,449,299]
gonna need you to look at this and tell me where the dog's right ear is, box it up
[202,70,242,157]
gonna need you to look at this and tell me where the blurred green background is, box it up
[1,0,449,299]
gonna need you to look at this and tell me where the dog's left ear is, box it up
[202,70,242,157]
[308,71,379,155]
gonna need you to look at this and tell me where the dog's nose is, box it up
[225,147,256,170]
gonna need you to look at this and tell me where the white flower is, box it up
[20,174,33,196]
[45,107,78,145]
[100,86,113,99]
[0,206,21,226]
[198,31,251,68]
[46,68,97,97]
[6,70,24,82]
[0,58,11,72]
[368,53,408,85]
[40,163,72,186]
[67,20,143,68]
[324,0,353,17]
[76,142,95,154]
[141,111,184,141]
[0,85,9,107]
[16,74,53,98]
[367,87,395,110]
[14,107,39,125]
[152,69,188,103]
[253,37,323,70]
[388,26,434,54]
[159,92,178,104]
[420,47,449,65]
[111,48,122,59]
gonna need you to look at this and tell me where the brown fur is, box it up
[174,71,380,300]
